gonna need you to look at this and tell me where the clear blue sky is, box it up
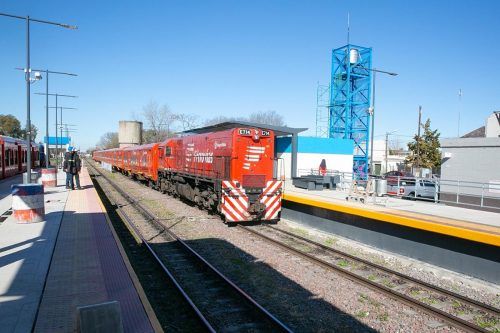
[1,1,499,150]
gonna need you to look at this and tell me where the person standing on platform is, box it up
[74,151,82,190]
[63,148,75,190]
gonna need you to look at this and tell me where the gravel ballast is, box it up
[91,163,499,332]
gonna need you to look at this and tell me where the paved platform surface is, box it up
[0,168,154,333]
[33,167,154,333]
[284,182,500,246]
[0,171,68,333]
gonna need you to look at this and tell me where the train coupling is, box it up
[248,202,266,215]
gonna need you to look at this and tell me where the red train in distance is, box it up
[0,135,40,179]
[93,127,283,223]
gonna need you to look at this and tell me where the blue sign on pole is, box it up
[44,136,70,145]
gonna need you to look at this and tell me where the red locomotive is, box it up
[0,135,40,179]
[93,127,283,223]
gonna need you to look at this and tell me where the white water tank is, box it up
[349,48,360,64]
[119,121,142,148]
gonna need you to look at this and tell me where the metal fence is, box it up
[295,168,500,211]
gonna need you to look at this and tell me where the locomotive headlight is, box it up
[253,129,260,141]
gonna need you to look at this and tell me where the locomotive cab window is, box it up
[165,147,172,157]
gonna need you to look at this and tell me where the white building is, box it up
[371,139,409,175]
[485,111,500,138]
[275,136,354,179]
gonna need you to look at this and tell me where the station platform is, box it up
[0,168,155,333]
[283,182,500,247]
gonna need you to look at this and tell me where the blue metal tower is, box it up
[329,44,372,178]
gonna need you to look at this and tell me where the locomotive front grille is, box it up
[242,174,265,188]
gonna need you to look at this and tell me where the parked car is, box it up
[384,170,414,178]
[384,171,415,186]
[387,178,437,201]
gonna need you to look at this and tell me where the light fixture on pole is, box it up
[368,68,398,175]
[1,12,77,183]
[25,69,78,167]
[47,106,77,164]
[35,93,77,169]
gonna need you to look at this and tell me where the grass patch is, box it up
[377,313,389,322]
[355,311,370,318]
[367,274,377,281]
[475,316,499,330]
[410,289,421,297]
[420,297,437,305]
[381,278,395,288]
[324,237,337,246]
[291,227,309,238]
[337,259,349,267]
[358,294,368,303]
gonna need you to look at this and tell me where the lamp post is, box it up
[35,93,77,169]
[27,69,78,166]
[0,12,77,183]
[367,68,398,175]
[46,106,77,166]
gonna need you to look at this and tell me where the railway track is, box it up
[86,160,292,333]
[237,224,499,333]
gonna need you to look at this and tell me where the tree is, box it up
[248,110,285,126]
[203,115,246,126]
[175,113,200,132]
[24,124,38,142]
[98,132,119,149]
[0,114,24,138]
[204,110,286,127]
[142,100,176,143]
[405,118,441,169]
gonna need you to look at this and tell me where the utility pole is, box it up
[385,131,389,174]
[416,105,422,171]
[458,89,462,137]
[0,12,77,182]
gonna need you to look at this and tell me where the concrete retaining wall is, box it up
[282,200,500,284]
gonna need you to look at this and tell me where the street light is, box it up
[367,68,398,175]
[1,12,77,183]
[46,105,78,167]
[23,69,77,167]
[35,93,77,168]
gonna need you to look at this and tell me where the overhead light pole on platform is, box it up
[25,69,77,167]
[35,93,77,170]
[0,12,77,183]
[368,68,398,175]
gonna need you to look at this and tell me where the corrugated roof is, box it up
[179,121,307,137]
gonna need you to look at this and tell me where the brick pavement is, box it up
[33,168,153,333]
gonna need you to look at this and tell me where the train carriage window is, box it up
[165,147,171,156]
[14,151,17,165]
[5,150,9,166]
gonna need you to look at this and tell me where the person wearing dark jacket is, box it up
[63,148,76,190]
[74,151,82,190]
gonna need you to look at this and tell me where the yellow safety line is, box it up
[283,193,500,247]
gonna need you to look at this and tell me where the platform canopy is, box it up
[180,121,308,178]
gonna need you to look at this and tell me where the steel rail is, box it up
[87,160,293,333]
[86,161,216,333]
[266,225,500,317]
[238,225,492,333]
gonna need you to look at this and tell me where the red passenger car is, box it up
[0,136,40,179]
[93,127,283,223]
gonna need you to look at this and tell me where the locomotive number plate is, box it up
[239,129,252,135]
